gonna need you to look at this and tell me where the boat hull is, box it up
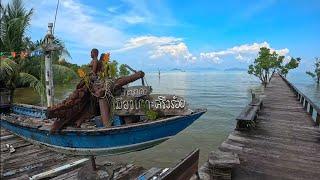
[1,110,206,155]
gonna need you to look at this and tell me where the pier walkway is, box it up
[0,128,143,179]
[207,74,320,180]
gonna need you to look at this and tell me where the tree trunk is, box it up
[114,71,145,89]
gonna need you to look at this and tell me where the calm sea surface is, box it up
[14,71,320,168]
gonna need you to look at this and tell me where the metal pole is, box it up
[45,23,55,107]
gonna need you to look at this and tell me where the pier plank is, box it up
[0,129,81,179]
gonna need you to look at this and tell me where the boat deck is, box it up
[219,75,320,179]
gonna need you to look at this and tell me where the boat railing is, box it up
[279,74,320,126]
[11,103,47,119]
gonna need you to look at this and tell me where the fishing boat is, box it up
[0,60,206,156]
[1,104,205,155]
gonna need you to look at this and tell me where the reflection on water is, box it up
[12,71,319,168]
[14,82,77,105]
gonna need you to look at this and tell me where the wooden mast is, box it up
[44,23,55,107]
[43,23,61,107]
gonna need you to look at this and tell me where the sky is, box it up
[21,0,320,71]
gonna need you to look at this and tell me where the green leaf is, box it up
[17,72,44,95]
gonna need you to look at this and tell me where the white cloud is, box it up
[115,36,196,62]
[236,54,244,60]
[121,15,146,24]
[28,0,126,50]
[107,6,121,13]
[200,42,289,63]
[275,48,289,56]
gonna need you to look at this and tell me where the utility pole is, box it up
[43,23,61,107]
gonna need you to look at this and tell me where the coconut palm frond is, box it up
[1,0,33,52]
[52,38,71,59]
[35,38,71,61]
[17,72,44,95]
[0,58,19,81]
[53,64,78,79]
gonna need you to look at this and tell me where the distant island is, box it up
[170,68,186,72]
[224,67,247,71]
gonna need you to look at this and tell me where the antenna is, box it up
[53,0,60,35]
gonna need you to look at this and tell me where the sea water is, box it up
[14,71,320,168]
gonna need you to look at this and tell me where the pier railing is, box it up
[279,74,320,126]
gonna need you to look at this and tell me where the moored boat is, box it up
[1,104,206,155]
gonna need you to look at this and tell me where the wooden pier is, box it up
[0,128,144,179]
[198,74,320,180]
[1,127,81,179]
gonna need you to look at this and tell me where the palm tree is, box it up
[0,58,44,96]
[0,0,43,97]
[0,0,33,52]
[0,0,77,98]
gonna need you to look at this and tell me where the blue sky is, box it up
[23,0,320,71]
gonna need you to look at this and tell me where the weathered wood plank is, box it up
[0,129,83,180]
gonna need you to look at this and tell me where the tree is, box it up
[0,0,33,52]
[248,47,282,87]
[0,58,43,95]
[306,57,320,84]
[0,0,42,95]
[119,64,130,76]
[248,47,300,87]
[0,0,77,96]
[30,38,77,84]
[280,57,301,77]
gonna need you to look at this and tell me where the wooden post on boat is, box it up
[44,23,55,107]
[99,99,111,127]
[90,156,97,171]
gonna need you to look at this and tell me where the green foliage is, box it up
[98,60,130,79]
[248,47,300,87]
[145,109,158,121]
[52,64,78,84]
[0,0,33,52]
[140,100,158,120]
[119,64,130,76]
[33,38,71,63]
[18,55,79,85]
[0,0,78,94]
[79,64,91,75]
[17,72,44,95]
[280,57,300,77]
[0,58,19,89]
[0,58,44,95]
[306,57,320,84]
[107,60,118,78]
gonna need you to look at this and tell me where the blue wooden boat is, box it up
[0,104,206,156]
